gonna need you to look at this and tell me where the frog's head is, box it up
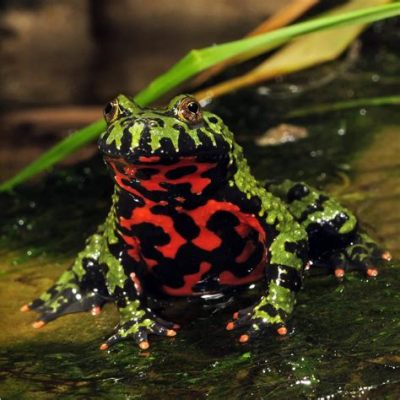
[98,94,234,165]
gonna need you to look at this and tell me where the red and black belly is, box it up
[118,198,267,296]
[107,157,267,296]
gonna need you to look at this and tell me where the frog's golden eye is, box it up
[177,97,203,125]
[103,99,120,123]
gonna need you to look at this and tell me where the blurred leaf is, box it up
[1,2,400,191]
[194,0,391,100]
[192,0,320,86]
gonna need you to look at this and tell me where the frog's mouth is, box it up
[98,135,231,165]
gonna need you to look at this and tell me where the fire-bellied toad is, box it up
[22,95,390,350]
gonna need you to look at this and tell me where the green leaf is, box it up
[2,2,400,191]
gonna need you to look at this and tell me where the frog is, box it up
[21,94,391,350]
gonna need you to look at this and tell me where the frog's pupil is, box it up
[188,102,199,113]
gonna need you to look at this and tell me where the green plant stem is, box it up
[1,2,400,191]
[289,96,400,117]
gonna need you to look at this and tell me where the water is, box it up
[1,20,400,400]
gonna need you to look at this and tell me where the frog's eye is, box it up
[103,99,120,123]
[177,97,203,125]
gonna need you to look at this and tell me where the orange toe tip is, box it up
[334,268,345,278]
[367,268,378,277]
[233,312,239,320]
[91,306,101,316]
[277,326,287,336]
[226,322,235,331]
[382,251,392,262]
[139,341,150,350]
[166,329,177,337]
[99,343,109,351]
[239,334,249,343]
[32,320,45,329]
[20,304,30,312]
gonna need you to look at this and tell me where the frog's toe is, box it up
[33,307,66,326]
[91,306,102,316]
[100,330,148,351]
[334,267,346,279]
[239,334,250,343]
[27,297,47,313]
[232,305,253,321]
[227,303,288,343]
[226,313,251,331]
[277,325,288,336]
[381,250,392,262]
[366,267,379,277]
[233,320,288,344]
[32,320,46,329]
[20,304,30,312]
[100,333,124,351]
[101,316,178,351]
[89,296,109,316]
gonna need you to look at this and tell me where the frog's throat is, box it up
[105,155,235,200]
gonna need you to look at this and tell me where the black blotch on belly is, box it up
[173,212,200,240]
[206,210,244,258]
[206,210,240,233]
[116,191,145,219]
[165,165,197,180]
[131,223,170,259]
[152,243,207,288]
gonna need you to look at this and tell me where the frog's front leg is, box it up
[227,202,307,343]
[100,252,179,351]
[21,232,110,327]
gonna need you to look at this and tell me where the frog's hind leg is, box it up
[265,180,390,278]
[21,234,110,327]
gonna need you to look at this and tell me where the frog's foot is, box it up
[21,283,108,327]
[329,233,389,279]
[100,310,179,351]
[226,300,288,343]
